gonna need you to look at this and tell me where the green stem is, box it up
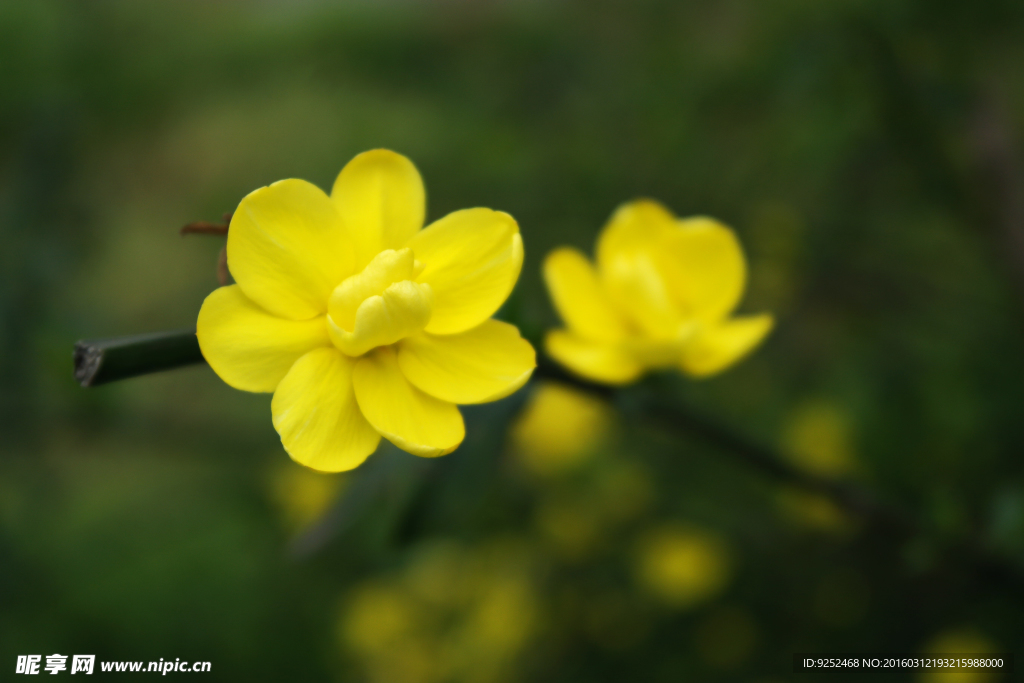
[73,329,204,387]
[71,329,1024,589]
[70,330,903,524]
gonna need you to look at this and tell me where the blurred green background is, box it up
[3,0,1024,681]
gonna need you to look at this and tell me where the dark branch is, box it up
[70,330,905,528]
[216,247,231,286]
[534,358,913,533]
[180,221,229,236]
[73,329,204,387]
[71,329,1024,589]
[181,213,233,236]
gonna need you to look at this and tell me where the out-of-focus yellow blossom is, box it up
[782,400,857,478]
[340,538,539,683]
[266,461,345,532]
[510,381,612,476]
[543,200,772,384]
[343,581,429,657]
[634,523,731,608]
[533,461,654,563]
[198,150,534,471]
[919,630,1000,683]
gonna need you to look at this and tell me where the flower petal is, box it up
[596,199,676,269]
[543,247,627,343]
[408,208,523,335]
[594,200,683,339]
[331,149,426,269]
[271,348,381,472]
[545,329,643,385]
[228,178,354,320]
[197,285,330,393]
[328,280,433,357]
[327,248,418,331]
[353,346,465,457]
[397,319,536,404]
[656,217,746,322]
[679,314,773,377]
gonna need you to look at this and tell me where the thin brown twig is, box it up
[181,213,234,284]
[216,247,231,286]
[180,221,229,236]
[180,212,233,236]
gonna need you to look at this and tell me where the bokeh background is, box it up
[3,1,1024,681]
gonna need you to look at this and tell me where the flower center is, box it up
[326,248,433,357]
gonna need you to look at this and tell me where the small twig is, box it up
[181,213,234,285]
[180,222,228,236]
[73,329,204,387]
[180,212,233,236]
[216,247,230,286]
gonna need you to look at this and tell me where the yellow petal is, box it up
[543,247,627,343]
[328,280,433,357]
[408,208,523,335]
[595,200,683,339]
[271,348,381,472]
[397,319,536,404]
[328,248,419,331]
[680,314,773,378]
[227,178,354,320]
[353,346,465,457]
[331,149,426,269]
[656,217,746,322]
[596,199,676,268]
[197,285,330,393]
[545,329,643,385]
[511,382,612,475]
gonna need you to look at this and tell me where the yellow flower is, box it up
[197,150,535,471]
[266,461,346,532]
[510,381,612,476]
[543,199,772,384]
[919,630,1000,683]
[634,523,731,608]
[782,399,857,478]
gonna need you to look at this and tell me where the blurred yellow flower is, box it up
[782,399,857,478]
[544,200,772,384]
[266,461,345,532]
[919,629,1001,683]
[510,381,612,476]
[197,150,534,471]
[634,523,731,608]
[343,581,428,657]
[342,582,437,683]
[341,539,539,683]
